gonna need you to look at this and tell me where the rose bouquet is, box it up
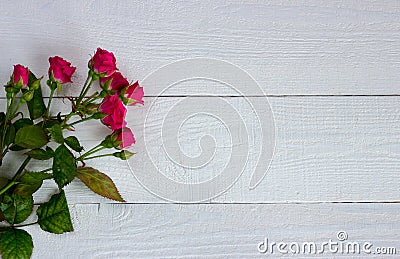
[0,48,143,259]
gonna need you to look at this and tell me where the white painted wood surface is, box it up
[1,0,400,96]
[0,0,399,258]
[25,203,400,258]
[2,97,399,204]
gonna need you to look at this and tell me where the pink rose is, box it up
[121,81,144,106]
[114,127,136,149]
[13,64,30,88]
[100,72,129,92]
[90,48,118,77]
[99,94,127,130]
[48,56,76,83]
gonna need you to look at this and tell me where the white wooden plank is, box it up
[22,203,399,258]
[0,0,399,96]
[1,1,399,258]
[1,96,399,203]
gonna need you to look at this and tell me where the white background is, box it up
[0,0,399,258]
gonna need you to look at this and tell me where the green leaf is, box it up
[13,118,33,131]
[76,167,125,202]
[36,190,73,234]
[52,145,76,188]
[0,228,11,235]
[0,112,5,126]
[64,136,83,152]
[49,124,64,144]
[9,145,26,152]
[0,193,33,224]
[0,228,33,259]
[15,125,48,149]
[44,119,61,129]
[14,171,53,197]
[36,119,60,129]
[27,73,46,120]
[46,146,54,153]
[4,124,15,146]
[0,209,5,222]
[25,148,53,160]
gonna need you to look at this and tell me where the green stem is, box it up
[64,116,93,128]
[76,72,93,105]
[83,144,102,155]
[0,157,31,195]
[11,157,31,182]
[1,93,16,154]
[77,78,94,105]
[64,112,77,122]
[81,92,100,105]
[10,98,23,119]
[0,181,16,196]
[14,221,38,228]
[78,145,105,160]
[50,113,70,118]
[83,153,114,161]
[45,89,55,117]
[78,73,91,98]
[60,111,78,128]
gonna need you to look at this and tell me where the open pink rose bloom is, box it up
[13,64,30,87]
[99,93,127,130]
[48,56,76,83]
[90,47,118,77]
[115,127,136,149]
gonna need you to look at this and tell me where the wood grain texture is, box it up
[0,1,399,258]
[0,0,399,96]
[1,96,399,203]
[23,203,399,258]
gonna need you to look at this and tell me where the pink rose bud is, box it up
[89,48,118,77]
[13,64,30,88]
[99,72,129,92]
[121,81,144,106]
[48,56,76,83]
[99,93,127,130]
[114,127,136,149]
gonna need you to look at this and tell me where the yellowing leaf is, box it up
[76,167,125,202]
